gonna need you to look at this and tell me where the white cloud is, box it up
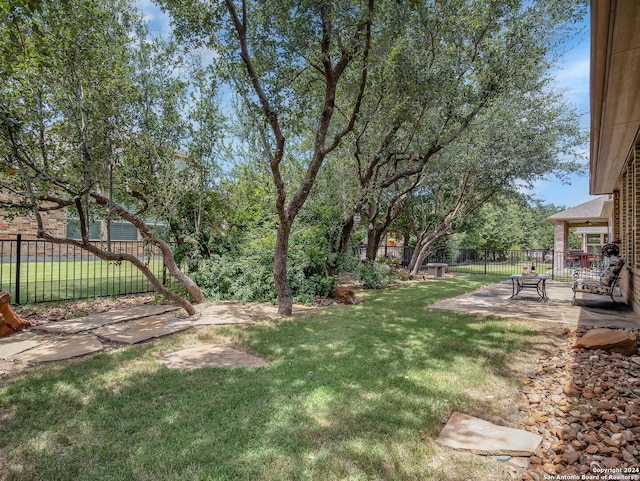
[133,0,172,36]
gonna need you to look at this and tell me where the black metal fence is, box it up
[1,234,606,305]
[0,235,165,304]
[357,245,605,281]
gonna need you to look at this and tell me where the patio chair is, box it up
[572,257,625,308]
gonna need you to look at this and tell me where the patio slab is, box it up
[36,304,180,334]
[157,344,268,369]
[0,332,48,360]
[93,314,192,344]
[436,411,542,456]
[7,334,104,363]
[429,281,640,329]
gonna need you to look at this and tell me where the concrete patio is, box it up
[429,280,640,330]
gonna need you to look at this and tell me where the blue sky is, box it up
[530,13,592,209]
[137,1,593,209]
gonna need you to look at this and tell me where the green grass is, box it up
[0,259,165,303]
[0,276,536,481]
[449,261,553,276]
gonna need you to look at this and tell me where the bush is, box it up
[354,260,395,289]
[191,225,337,304]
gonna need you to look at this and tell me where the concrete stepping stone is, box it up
[192,302,315,327]
[157,344,268,369]
[36,304,180,334]
[7,334,103,363]
[0,332,48,360]
[192,303,256,326]
[93,314,192,344]
[436,411,542,456]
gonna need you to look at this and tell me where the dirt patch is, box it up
[13,294,159,327]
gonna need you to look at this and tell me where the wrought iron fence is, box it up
[356,245,605,281]
[0,235,165,304]
[1,234,608,305]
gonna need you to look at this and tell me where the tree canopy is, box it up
[1,0,589,312]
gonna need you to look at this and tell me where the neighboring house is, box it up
[546,195,612,271]
[0,196,141,242]
[589,0,640,311]
[574,226,610,253]
[0,190,67,240]
[0,207,67,241]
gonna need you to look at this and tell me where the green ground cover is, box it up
[0,276,539,480]
[0,259,164,303]
[449,261,553,276]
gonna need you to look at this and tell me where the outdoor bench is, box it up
[572,257,625,308]
[425,263,448,278]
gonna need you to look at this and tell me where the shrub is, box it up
[191,225,337,304]
[354,260,395,289]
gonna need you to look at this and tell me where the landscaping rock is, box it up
[334,286,359,305]
[518,326,640,480]
[572,328,638,355]
[7,334,103,362]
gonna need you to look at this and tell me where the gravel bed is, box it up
[517,326,640,481]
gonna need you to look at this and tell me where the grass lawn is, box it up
[0,259,164,304]
[449,261,553,276]
[0,276,551,481]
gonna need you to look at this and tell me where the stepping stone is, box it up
[0,332,48,360]
[37,305,180,334]
[94,314,192,344]
[7,334,103,363]
[157,344,268,369]
[436,411,542,456]
[192,303,255,326]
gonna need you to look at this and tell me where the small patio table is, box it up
[509,274,549,301]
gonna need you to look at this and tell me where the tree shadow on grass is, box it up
[0,281,546,481]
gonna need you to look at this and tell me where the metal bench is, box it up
[572,258,625,308]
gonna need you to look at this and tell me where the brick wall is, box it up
[0,191,67,240]
[615,146,640,311]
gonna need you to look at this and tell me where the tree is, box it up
[403,82,585,274]
[161,0,373,315]
[460,199,581,252]
[0,0,206,314]
[334,0,587,264]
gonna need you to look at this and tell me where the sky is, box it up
[531,12,593,209]
[137,1,594,210]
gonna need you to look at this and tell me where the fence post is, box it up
[15,234,21,305]
[551,249,555,280]
[484,247,488,275]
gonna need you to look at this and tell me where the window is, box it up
[109,221,139,241]
[66,218,139,241]
[66,219,101,240]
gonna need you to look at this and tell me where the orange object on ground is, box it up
[0,291,30,337]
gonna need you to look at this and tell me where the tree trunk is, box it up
[155,237,205,304]
[339,215,354,254]
[274,221,293,316]
[89,193,205,308]
[410,233,445,276]
[365,228,383,261]
[407,244,422,272]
